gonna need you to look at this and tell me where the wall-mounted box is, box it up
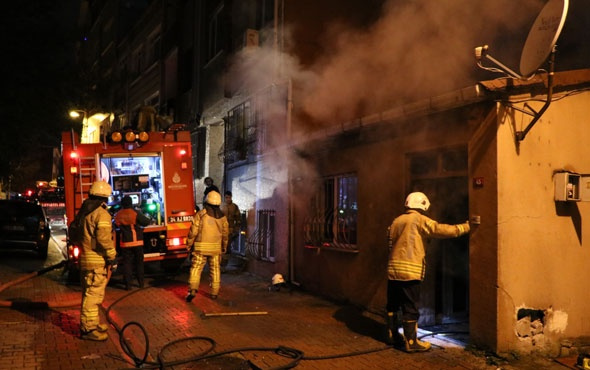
[554,172,581,201]
[580,175,590,201]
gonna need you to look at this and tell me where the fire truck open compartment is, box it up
[102,154,169,257]
[102,154,164,222]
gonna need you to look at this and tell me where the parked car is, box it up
[0,199,50,259]
[41,203,67,231]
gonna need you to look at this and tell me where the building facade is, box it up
[73,0,590,356]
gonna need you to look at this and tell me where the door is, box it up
[407,147,469,326]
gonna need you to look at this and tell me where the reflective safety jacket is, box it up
[387,210,469,281]
[79,201,116,271]
[187,206,229,256]
[115,208,151,247]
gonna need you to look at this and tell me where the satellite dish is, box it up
[519,0,569,77]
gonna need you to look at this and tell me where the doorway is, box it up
[407,147,469,327]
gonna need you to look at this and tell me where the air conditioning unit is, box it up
[243,29,259,48]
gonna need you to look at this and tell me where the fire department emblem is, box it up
[173,172,181,183]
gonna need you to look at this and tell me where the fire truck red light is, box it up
[180,149,187,156]
[70,246,80,258]
[70,152,78,159]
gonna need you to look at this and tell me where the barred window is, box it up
[225,101,249,163]
[304,174,358,253]
[246,209,275,261]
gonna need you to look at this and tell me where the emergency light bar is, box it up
[110,130,150,144]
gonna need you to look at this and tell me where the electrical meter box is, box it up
[580,175,590,202]
[554,172,581,201]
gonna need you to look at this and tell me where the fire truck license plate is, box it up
[168,216,193,223]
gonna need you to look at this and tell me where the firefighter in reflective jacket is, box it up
[185,190,229,302]
[115,195,152,290]
[386,192,470,352]
[79,181,117,341]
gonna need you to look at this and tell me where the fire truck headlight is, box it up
[124,131,136,142]
[111,131,123,143]
[138,131,149,143]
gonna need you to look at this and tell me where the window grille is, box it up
[304,174,358,252]
[225,101,255,164]
[246,209,275,261]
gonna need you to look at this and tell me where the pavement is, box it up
[0,235,580,370]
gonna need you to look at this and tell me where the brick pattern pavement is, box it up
[0,244,571,369]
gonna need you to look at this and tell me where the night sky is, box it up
[0,1,81,193]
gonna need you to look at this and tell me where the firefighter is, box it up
[386,192,470,352]
[114,195,151,290]
[186,190,229,302]
[79,181,117,341]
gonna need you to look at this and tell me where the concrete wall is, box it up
[290,109,474,313]
[468,106,500,351]
[494,90,590,355]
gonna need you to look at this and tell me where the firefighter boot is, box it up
[97,323,109,332]
[81,329,108,341]
[402,320,431,352]
[186,289,197,302]
[385,312,405,348]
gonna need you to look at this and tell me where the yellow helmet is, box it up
[205,190,222,205]
[89,181,112,198]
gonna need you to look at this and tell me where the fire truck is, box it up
[61,125,195,277]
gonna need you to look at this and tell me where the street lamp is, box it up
[68,109,89,143]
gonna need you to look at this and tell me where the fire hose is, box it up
[0,260,81,309]
[104,289,399,369]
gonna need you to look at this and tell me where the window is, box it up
[207,4,225,61]
[256,0,275,29]
[225,101,253,164]
[191,127,206,179]
[304,174,358,252]
[246,209,275,261]
[146,31,161,67]
[131,46,144,79]
[223,85,287,165]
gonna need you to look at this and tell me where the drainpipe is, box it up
[287,78,298,285]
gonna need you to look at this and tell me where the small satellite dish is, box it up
[519,0,569,77]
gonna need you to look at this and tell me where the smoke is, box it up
[298,0,542,124]
[228,0,542,127]
[224,0,544,205]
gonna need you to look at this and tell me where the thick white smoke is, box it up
[297,0,542,124]
[227,0,543,127]
[224,0,544,206]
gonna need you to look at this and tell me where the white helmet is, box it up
[89,181,112,198]
[405,192,430,211]
[205,190,222,205]
[272,273,285,285]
